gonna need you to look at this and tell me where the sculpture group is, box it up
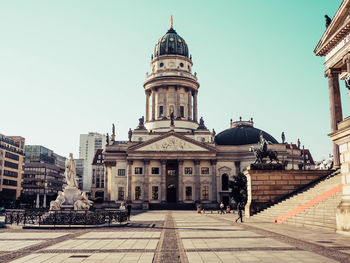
[249,132,279,164]
[49,153,92,211]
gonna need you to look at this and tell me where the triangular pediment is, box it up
[129,132,215,152]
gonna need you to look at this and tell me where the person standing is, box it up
[235,202,244,223]
[219,202,225,215]
[126,201,132,221]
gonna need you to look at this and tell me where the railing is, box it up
[5,209,128,227]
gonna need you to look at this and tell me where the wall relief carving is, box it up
[137,136,208,152]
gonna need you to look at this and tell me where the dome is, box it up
[154,27,189,58]
[215,125,278,146]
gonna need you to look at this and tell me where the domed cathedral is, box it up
[103,19,313,209]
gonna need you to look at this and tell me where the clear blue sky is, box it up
[0,0,345,161]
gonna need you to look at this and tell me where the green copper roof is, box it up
[154,28,189,58]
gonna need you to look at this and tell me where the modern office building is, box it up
[22,145,66,208]
[79,132,106,192]
[91,149,105,200]
[0,134,25,201]
[75,158,84,190]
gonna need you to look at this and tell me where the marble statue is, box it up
[64,153,78,188]
[49,153,92,211]
[49,191,65,210]
[74,192,92,211]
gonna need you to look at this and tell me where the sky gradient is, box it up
[0,0,345,161]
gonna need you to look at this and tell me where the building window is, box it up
[3,179,17,186]
[135,186,141,200]
[118,169,126,176]
[185,186,192,200]
[96,175,100,188]
[3,170,18,178]
[135,167,143,174]
[202,186,209,200]
[5,152,19,161]
[201,167,209,175]
[167,169,176,176]
[184,167,192,174]
[4,161,18,170]
[118,187,125,201]
[180,106,184,118]
[152,186,159,200]
[152,167,159,174]
[222,174,229,191]
[159,106,163,117]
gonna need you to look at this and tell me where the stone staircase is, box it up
[252,169,342,232]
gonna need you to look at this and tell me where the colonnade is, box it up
[122,158,217,203]
[145,87,198,123]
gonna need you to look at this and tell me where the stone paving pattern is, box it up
[0,211,349,262]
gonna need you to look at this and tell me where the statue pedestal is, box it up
[63,186,80,206]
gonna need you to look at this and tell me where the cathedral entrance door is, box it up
[166,160,178,203]
[167,184,177,203]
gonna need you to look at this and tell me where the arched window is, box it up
[222,174,229,191]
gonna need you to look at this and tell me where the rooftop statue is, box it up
[198,116,207,130]
[170,111,175,126]
[128,128,132,142]
[281,132,285,144]
[325,15,332,28]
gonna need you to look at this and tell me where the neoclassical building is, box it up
[104,22,312,209]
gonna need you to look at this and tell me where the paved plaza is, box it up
[0,211,350,262]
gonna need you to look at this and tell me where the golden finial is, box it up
[170,15,173,29]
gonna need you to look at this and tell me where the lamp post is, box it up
[291,142,294,170]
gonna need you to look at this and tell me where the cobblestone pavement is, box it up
[1,210,350,262]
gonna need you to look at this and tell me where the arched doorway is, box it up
[222,174,229,191]
[167,184,177,203]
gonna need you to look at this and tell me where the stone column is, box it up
[193,90,198,122]
[234,161,241,175]
[194,159,200,202]
[326,69,343,167]
[36,193,40,208]
[211,160,217,203]
[188,90,192,120]
[177,86,181,118]
[164,88,168,118]
[161,160,167,203]
[143,159,150,203]
[151,89,156,121]
[127,160,133,201]
[145,91,150,122]
[106,165,113,200]
[178,160,184,202]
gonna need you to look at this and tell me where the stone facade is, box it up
[244,169,331,215]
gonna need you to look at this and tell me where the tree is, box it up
[229,172,247,205]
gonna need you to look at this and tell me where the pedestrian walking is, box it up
[219,202,225,215]
[235,202,244,223]
[126,201,132,221]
